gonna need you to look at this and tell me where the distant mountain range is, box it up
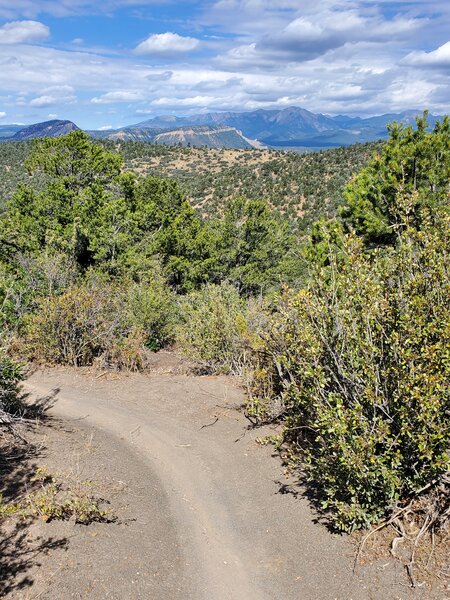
[0,124,24,139]
[127,107,442,148]
[0,107,444,150]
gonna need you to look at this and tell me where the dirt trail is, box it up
[21,368,421,600]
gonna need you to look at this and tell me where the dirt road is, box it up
[20,367,421,599]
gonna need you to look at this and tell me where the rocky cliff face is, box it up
[95,124,256,149]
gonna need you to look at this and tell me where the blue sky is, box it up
[0,0,449,128]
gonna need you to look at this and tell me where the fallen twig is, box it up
[200,416,219,430]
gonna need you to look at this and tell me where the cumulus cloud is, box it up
[220,10,425,67]
[134,32,200,56]
[402,41,450,69]
[220,42,287,71]
[29,85,76,107]
[151,95,216,107]
[91,90,144,104]
[0,20,49,44]
[193,76,242,91]
[0,111,6,118]
[29,96,62,107]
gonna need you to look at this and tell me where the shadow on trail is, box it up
[0,387,69,596]
[20,386,60,418]
[0,520,68,597]
[274,474,343,532]
[238,414,339,532]
[1,387,60,501]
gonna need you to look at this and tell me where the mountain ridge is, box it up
[11,120,79,141]
[0,124,24,139]
[131,106,442,147]
[0,108,444,149]
[89,124,256,149]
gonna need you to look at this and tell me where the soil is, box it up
[2,362,447,599]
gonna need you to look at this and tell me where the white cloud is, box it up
[0,20,49,44]
[29,96,56,107]
[402,41,450,69]
[91,90,144,104]
[220,9,425,67]
[146,70,173,81]
[29,85,76,107]
[1,41,445,122]
[151,95,215,107]
[0,111,6,118]
[134,32,200,56]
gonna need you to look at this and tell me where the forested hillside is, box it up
[0,138,380,233]
[118,140,380,229]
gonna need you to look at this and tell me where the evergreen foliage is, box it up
[0,129,299,367]
[0,138,380,235]
[341,113,450,246]
[210,197,299,294]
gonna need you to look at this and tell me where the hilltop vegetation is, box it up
[120,140,380,230]
[0,138,380,234]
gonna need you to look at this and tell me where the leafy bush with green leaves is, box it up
[247,115,450,532]
[23,276,175,368]
[175,283,249,373]
[124,273,175,351]
[252,210,449,531]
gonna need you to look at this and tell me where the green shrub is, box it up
[175,283,250,373]
[22,275,175,368]
[126,274,175,351]
[0,252,78,333]
[341,113,449,247]
[252,211,449,531]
